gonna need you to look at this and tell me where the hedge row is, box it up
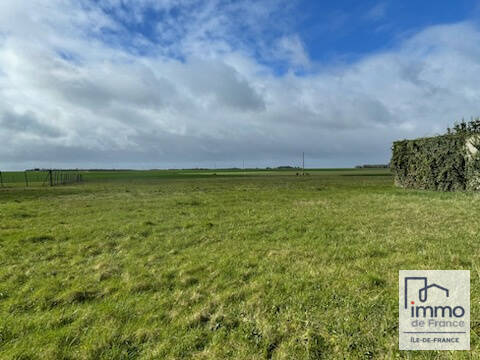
[391,120,480,191]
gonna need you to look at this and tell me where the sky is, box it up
[1,0,480,170]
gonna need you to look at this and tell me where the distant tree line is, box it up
[355,164,389,168]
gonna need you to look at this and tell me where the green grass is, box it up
[0,169,478,359]
[0,168,389,186]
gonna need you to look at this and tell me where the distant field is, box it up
[0,167,391,185]
[0,168,477,359]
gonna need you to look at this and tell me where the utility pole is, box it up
[302,152,305,176]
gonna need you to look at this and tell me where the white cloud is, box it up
[273,35,311,70]
[0,1,480,169]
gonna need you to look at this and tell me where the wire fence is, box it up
[0,170,83,188]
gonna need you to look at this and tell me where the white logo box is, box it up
[399,270,470,351]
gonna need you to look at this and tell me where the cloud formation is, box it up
[1,1,480,169]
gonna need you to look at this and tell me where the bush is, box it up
[391,119,480,191]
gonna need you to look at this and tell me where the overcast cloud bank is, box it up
[1,1,480,169]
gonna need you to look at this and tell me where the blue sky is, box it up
[1,0,480,169]
[300,1,478,61]
[94,0,480,66]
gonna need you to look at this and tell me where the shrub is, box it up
[391,119,480,191]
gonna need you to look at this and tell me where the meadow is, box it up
[0,168,478,359]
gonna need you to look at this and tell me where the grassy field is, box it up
[0,168,478,359]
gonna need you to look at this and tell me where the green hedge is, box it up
[391,120,480,191]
